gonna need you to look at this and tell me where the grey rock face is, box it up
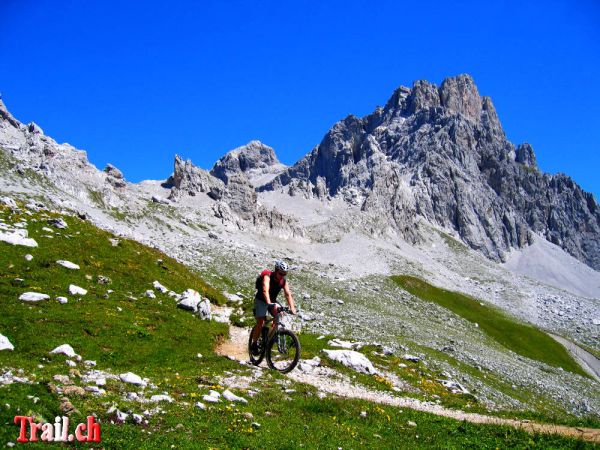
[222,173,257,221]
[165,153,302,237]
[211,140,282,183]
[103,164,126,188]
[166,155,225,201]
[262,74,600,269]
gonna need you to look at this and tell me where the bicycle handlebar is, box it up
[269,305,295,315]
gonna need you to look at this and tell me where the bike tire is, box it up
[248,326,267,366]
[266,329,301,374]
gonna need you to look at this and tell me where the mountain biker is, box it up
[250,260,297,355]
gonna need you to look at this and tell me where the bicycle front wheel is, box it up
[266,329,301,374]
[248,326,267,366]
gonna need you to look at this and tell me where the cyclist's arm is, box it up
[283,282,297,314]
[262,275,272,304]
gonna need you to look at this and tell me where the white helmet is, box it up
[274,260,289,273]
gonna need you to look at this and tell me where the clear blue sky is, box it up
[1,0,599,198]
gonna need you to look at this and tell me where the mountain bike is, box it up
[248,307,301,374]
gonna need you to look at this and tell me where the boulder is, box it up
[19,292,49,302]
[222,389,248,404]
[150,395,173,403]
[0,334,14,351]
[119,372,146,386]
[153,281,168,293]
[322,349,378,374]
[50,344,77,358]
[48,218,68,229]
[198,298,212,320]
[68,285,87,296]
[56,260,80,270]
[177,289,202,312]
[0,230,38,247]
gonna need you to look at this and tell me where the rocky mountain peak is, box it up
[211,140,283,184]
[261,74,600,270]
[439,74,482,121]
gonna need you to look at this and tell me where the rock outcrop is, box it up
[261,74,600,269]
[165,154,302,237]
[166,155,225,201]
[211,140,284,185]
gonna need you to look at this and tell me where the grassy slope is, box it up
[0,202,595,448]
[391,275,588,378]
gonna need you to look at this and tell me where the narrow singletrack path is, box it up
[217,325,600,443]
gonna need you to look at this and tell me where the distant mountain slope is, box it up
[261,75,600,270]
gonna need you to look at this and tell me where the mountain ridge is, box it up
[259,74,600,270]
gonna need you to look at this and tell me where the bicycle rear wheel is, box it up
[248,326,267,366]
[266,329,301,373]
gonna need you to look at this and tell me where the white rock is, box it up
[68,285,87,296]
[56,297,68,304]
[50,344,77,357]
[322,349,378,375]
[66,360,77,367]
[195,402,207,410]
[153,281,168,293]
[177,289,202,312]
[0,230,37,248]
[24,254,33,261]
[360,411,367,418]
[133,413,144,424]
[56,260,80,270]
[84,360,96,367]
[49,218,68,229]
[0,196,17,208]
[222,389,248,404]
[202,395,220,403]
[42,227,54,233]
[198,299,212,320]
[298,356,321,372]
[85,386,106,395]
[208,390,221,398]
[337,299,344,305]
[19,292,49,302]
[151,195,170,205]
[438,379,470,394]
[402,354,421,363]
[408,421,417,427]
[196,353,203,359]
[327,339,362,350]
[224,292,243,302]
[0,334,14,351]
[145,290,156,299]
[116,409,128,422]
[150,395,173,403]
[120,372,146,386]
[593,319,600,326]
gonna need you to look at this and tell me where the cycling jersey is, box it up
[255,269,286,303]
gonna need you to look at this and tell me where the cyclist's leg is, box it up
[251,298,268,343]
[268,302,284,339]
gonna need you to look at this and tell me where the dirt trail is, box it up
[216,325,600,443]
[550,333,600,383]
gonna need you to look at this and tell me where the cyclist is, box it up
[250,260,297,355]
